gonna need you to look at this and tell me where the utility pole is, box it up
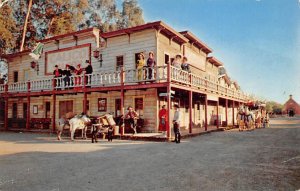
[20,0,33,52]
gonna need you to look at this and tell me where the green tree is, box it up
[120,0,144,28]
[0,3,17,54]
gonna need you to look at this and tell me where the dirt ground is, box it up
[0,117,300,191]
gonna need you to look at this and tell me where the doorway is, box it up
[59,101,73,118]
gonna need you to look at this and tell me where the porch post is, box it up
[204,94,208,131]
[120,68,125,135]
[216,99,219,129]
[83,73,87,114]
[52,79,56,132]
[232,100,235,126]
[225,99,228,127]
[189,91,193,133]
[166,62,172,140]
[4,97,8,130]
[4,84,8,130]
[26,81,30,130]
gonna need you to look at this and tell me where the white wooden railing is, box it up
[8,82,28,92]
[0,65,248,101]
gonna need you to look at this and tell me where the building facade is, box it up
[0,21,248,138]
[282,95,300,116]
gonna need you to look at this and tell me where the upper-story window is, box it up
[13,71,18,82]
[116,56,123,71]
[164,54,170,64]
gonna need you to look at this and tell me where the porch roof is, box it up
[179,31,212,54]
[101,21,189,45]
[207,56,223,67]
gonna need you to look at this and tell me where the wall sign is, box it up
[45,44,91,75]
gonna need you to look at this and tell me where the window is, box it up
[164,54,170,64]
[116,56,123,71]
[134,97,143,116]
[13,71,18,82]
[115,99,121,117]
[23,103,27,119]
[12,103,17,118]
[98,98,107,112]
[170,58,175,65]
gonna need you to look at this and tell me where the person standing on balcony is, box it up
[172,55,182,79]
[53,65,63,88]
[74,64,83,90]
[173,104,181,143]
[181,56,191,73]
[147,51,156,80]
[159,105,168,136]
[136,53,145,82]
[84,60,93,87]
[63,64,72,88]
[172,55,182,69]
[125,106,139,134]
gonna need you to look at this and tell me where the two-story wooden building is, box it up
[0,21,248,139]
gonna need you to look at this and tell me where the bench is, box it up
[30,118,51,129]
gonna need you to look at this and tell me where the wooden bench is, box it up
[30,118,51,129]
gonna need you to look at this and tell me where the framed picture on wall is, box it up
[98,98,107,112]
[33,105,38,114]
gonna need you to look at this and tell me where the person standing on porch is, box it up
[53,65,63,88]
[147,51,156,80]
[159,105,168,135]
[136,53,145,82]
[181,56,191,73]
[84,60,93,86]
[125,106,139,134]
[74,64,83,90]
[172,55,182,79]
[173,104,181,143]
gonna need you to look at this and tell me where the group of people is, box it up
[172,54,191,73]
[53,60,93,88]
[159,104,181,143]
[136,51,156,81]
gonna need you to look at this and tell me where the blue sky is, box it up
[135,0,300,104]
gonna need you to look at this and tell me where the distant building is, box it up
[282,95,300,116]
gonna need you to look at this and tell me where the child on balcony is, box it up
[74,64,83,90]
[181,56,191,73]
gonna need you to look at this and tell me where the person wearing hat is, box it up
[125,106,139,134]
[181,56,191,73]
[147,51,156,80]
[136,53,145,82]
[63,64,72,88]
[84,60,93,87]
[53,65,63,88]
[173,104,181,143]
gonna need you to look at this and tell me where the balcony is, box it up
[0,65,248,101]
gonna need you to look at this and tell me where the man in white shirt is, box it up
[173,104,181,143]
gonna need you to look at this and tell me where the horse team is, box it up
[236,105,269,131]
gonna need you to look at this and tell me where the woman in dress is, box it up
[136,53,145,82]
[74,64,83,90]
[159,105,168,134]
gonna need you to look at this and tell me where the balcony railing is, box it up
[0,65,248,101]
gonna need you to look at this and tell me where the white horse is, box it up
[69,114,91,141]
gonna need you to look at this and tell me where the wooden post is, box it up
[216,100,219,129]
[20,0,33,52]
[83,73,87,114]
[26,81,30,130]
[120,68,125,136]
[52,79,56,132]
[189,91,192,133]
[204,94,208,131]
[225,99,228,127]
[4,96,8,130]
[232,100,235,126]
[166,62,172,140]
[4,84,8,130]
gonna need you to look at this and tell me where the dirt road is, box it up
[0,117,300,191]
